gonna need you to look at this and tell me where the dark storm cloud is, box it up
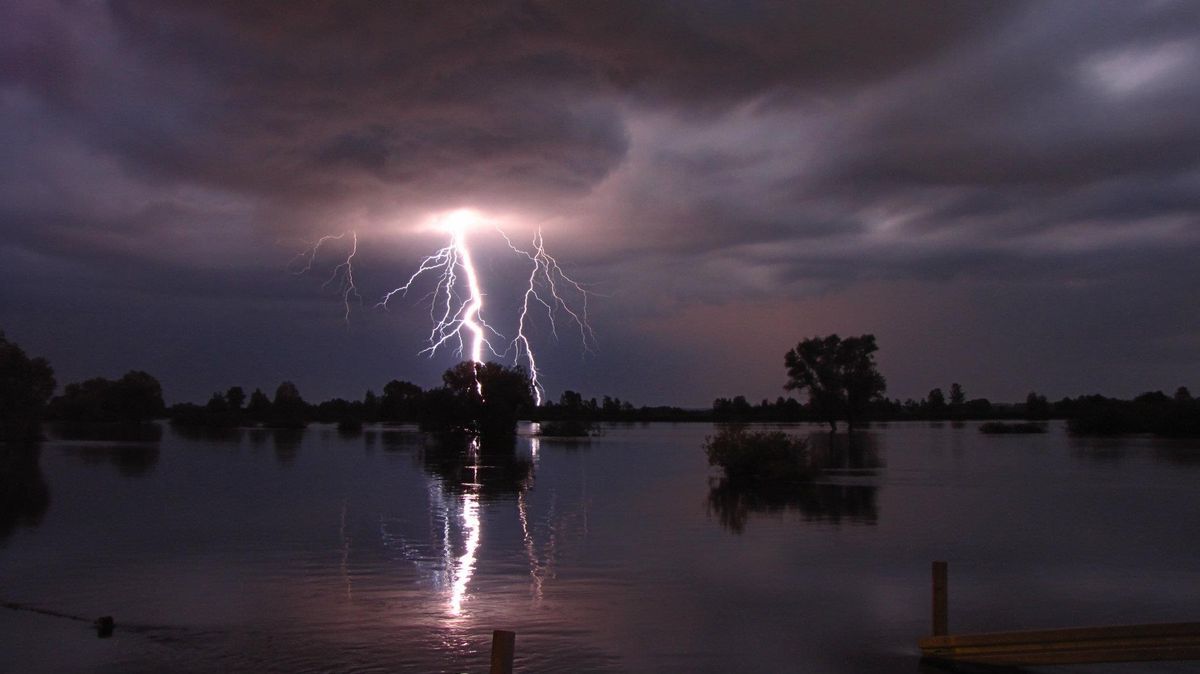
[825,4,1200,190]
[3,1,1012,237]
[1,0,1198,404]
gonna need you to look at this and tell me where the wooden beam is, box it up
[920,622,1200,665]
[932,561,948,637]
[490,629,516,674]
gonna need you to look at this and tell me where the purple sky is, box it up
[2,1,1198,407]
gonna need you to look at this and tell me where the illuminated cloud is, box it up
[1,0,1198,404]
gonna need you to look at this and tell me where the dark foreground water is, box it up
[3,422,1200,673]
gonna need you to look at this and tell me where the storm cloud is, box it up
[2,0,1197,406]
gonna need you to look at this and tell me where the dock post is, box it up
[933,561,948,636]
[490,629,516,674]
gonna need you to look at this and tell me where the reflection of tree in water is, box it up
[804,431,884,474]
[707,431,882,534]
[708,481,878,534]
[419,433,534,499]
[172,424,245,443]
[272,429,305,465]
[49,421,163,443]
[1153,442,1200,467]
[64,443,161,477]
[0,444,50,542]
[373,427,427,453]
[1070,435,1200,467]
[1068,436,1129,464]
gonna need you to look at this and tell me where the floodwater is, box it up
[2,422,1199,673]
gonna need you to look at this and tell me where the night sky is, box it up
[2,1,1198,408]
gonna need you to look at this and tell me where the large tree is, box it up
[47,370,164,424]
[380,379,422,421]
[268,381,308,428]
[0,332,56,440]
[784,334,886,431]
[434,361,535,436]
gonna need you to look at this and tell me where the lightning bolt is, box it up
[500,229,596,406]
[296,210,594,404]
[378,215,503,373]
[289,231,361,324]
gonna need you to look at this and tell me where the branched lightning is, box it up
[296,210,594,404]
[377,218,503,367]
[290,231,361,324]
[499,229,596,405]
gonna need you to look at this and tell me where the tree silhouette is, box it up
[362,389,381,422]
[246,388,271,421]
[559,390,583,410]
[432,361,535,436]
[949,383,965,407]
[225,386,246,411]
[380,379,422,421]
[268,381,307,428]
[0,332,56,440]
[784,334,886,431]
[48,371,164,424]
[206,392,229,413]
[948,383,965,419]
[1025,391,1051,420]
[113,371,165,420]
[926,388,946,413]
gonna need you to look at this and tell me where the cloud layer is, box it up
[2,1,1198,405]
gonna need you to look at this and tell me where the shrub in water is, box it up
[979,421,1047,434]
[704,426,813,484]
[536,419,599,437]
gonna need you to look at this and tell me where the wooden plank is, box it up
[920,622,1200,665]
[490,629,516,674]
[932,561,948,636]
[924,644,1200,666]
[922,621,1200,647]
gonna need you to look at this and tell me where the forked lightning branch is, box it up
[290,209,595,404]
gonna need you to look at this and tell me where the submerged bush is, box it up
[536,419,599,438]
[703,426,813,484]
[979,421,1047,434]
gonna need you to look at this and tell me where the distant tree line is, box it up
[710,387,1027,424]
[1060,388,1199,437]
[170,361,537,437]
[2,329,1197,440]
[709,385,1199,436]
[710,334,1199,438]
[711,382,1198,437]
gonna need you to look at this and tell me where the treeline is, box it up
[533,391,706,423]
[709,386,1200,437]
[171,361,537,436]
[3,329,1197,440]
[1061,389,1200,437]
[1,330,540,439]
[712,384,1009,423]
[172,382,709,428]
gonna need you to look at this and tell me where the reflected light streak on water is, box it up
[339,498,352,600]
[447,493,480,616]
[518,490,545,601]
[529,425,541,459]
[447,439,482,617]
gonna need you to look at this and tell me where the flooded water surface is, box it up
[2,422,1199,672]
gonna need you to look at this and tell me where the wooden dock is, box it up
[918,562,1200,666]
